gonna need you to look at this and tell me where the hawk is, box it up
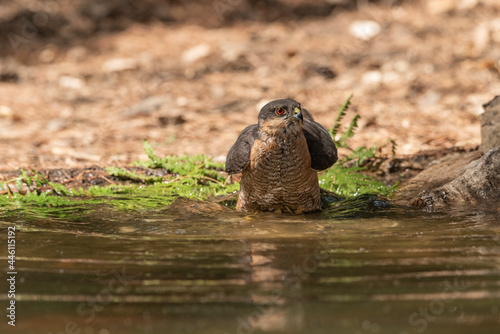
[226,99,338,213]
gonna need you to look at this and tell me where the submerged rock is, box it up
[399,147,500,210]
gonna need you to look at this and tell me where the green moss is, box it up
[105,166,164,184]
[320,165,396,198]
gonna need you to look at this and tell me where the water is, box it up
[1,204,499,334]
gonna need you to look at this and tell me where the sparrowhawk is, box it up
[225,99,338,213]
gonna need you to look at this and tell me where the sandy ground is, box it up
[0,0,499,171]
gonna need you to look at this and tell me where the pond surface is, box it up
[1,203,500,334]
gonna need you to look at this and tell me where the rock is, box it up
[66,46,88,62]
[491,18,500,43]
[426,0,454,14]
[219,55,253,72]
[349,20,381,41]
[210,84,226,99]
[220,43,246,62]
[59,76,84,89]
[381,59,409,73]
[417,91,441,109]
[473,23,490,55]
[479,95,500,153]
[458,0,480,10]
[46,118,67,132]
[403,147,500,210]
[102,58,138,73]
[395,150,482,204]
[0,71,19,83]
[122,95,172,118]
[176,96,188,107]
[0,105,14,119]
[426,0,479,15]
[306,65,337,80]
[362,70,382,85]
[158,113,186,126]
[39,45,57,63]
[182,44,211,63]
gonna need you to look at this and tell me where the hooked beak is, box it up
[292,107,303,122]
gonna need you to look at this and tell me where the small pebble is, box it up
[182,44,211,63]
[122,95,172,118]
[102,58,138,73]
[59,76,84,90]
[0,105,13,119]
[417,91,441,109]
[46,118,67,132]
[362,70,383,85]
[349,20,381,41]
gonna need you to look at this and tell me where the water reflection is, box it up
[0,205,499,334]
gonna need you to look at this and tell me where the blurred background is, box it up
[0,0,499,170]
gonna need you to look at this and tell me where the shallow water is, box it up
[1,203,500,334]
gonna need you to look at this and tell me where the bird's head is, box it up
[257,99,304,138]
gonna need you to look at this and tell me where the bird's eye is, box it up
[275,107,286,116]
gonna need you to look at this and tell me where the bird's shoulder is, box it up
[302,119,338,171]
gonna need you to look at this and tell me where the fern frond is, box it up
[329,94,353,137]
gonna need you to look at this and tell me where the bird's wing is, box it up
[302,119,338,171]
[225,124,259,174]
[301,108,315,121]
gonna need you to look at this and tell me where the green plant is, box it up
[105,166,164,184]
[328,95,397,165]
[319,165,397,198]
[321,95,398,198]
[329,94,360,149]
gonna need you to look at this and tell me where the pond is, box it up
[1,203,499,334]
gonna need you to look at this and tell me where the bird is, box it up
[225,99,338,213]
